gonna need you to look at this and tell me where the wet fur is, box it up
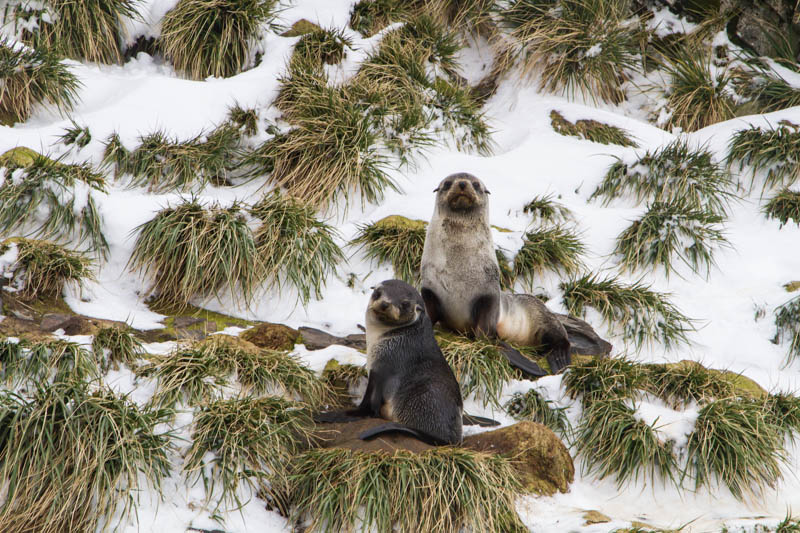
[421,173,572,374]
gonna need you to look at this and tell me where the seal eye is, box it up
[372,289,382,300]
[442,181,452,191]
[472,182,481,192]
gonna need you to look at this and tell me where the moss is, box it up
[785,281,800,292]
[0,147,39,168]
[240,322,302,351]
[550,110,637,147]
[281,19,323,37]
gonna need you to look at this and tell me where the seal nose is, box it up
[458,181,467,190]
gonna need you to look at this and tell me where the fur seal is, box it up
[420,172,572,374]
[319,279,465,445]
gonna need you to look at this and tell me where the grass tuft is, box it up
[505,389,569,435]
[563,355,646,405]
[614,200,728,278]
[661,47,735,132]
[685,398,785,501]
[0,338,98,386]
[502,0,641,104]
[128,198,260,311]
[735,64,800,114]
[0,382,172,533]
[351,215,427,285]
[438,332,534,407]
[92,325,146,371]
[250,192,344,304]
[293,26,352,66]
[644,360,735,409]
[12,0,140,64]
[764,189,800,227]
[159,0,279,79]
[522,193,573,225]
[728,124,800,193]
[185,396,314,512]
[575,396,678,487]
[102,125,244,191]
[1,238,94,301]
[561,273,693,351]
[550,110,637,146]
[513,225,585,288]
[0,40,80,125]
[775,296,800,366]
[349,0,407,37]
[592,140,734,216]
[764,392,800,442]
[0,149,108,257]
[288,447,527,533]
[145,335,331,408]
[58,119,92,149]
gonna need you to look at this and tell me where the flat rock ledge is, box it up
[313,418,574,496]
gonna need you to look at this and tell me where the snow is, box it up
[2,0,800,531]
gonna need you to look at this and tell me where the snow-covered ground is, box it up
[2,1,800,531]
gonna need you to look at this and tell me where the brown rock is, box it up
[175,328,206,341]
[583,510,612,525]
[173,316,204,328]
[314,417,435,454]
[40,313,98,335]
[299,326,365,351]
[41,313,74,331]
[241,322,301,351]
[463,421,574,495]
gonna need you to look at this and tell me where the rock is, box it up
[241,322,302,351]
[556,313,613,356]
[205,321,218,332]
[583,510,612,525]
[299,326,366,351]
[41,313,74,332]
[720,0,799,58]
[281,19,322,37]
[57,316,98,336]
[175,328,206,341]
[173,316,204,328]
[463,421,574,495]
[0,147,39,168]
[314,419,574,496]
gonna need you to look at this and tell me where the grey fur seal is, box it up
[420,172,573,374]
[317,279,466,445]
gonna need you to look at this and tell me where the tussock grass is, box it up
[128,199,260,311]
[502,0,641,104]
[293,27,352,66]
[685,398,785,500]
[496,247,516,291]
[561,274,693,350]
[159,0,278,79]
[2,238,94,301]
[251,192,344,304]
[764,393,800,442]
[775,296,800,366]
[644,361,735,409]
[351,215,426,284]
[513,225,585,287]
[505,389,569,435]
[185,396,314,511]
[522,193,573,225]
[735,63,800,114]
[575,396,678,487]
[102,125,243,191]
[92,326,145,371]
[764,189,800,227]
[550,110,638,147]
[776,515,800,533]
[614,201,728,278]
[322,360,368,407]
[437,332,529,407]
[0,382,172,533]
[58,119,92,149]
[0,40,80,124]
[288,447,526,533]
[592,140,734,216]
[13,0,139,64]
[349,0,407,37]
[245,73,395,211]
[145,335,331,408]
[728,125,800,193]
[227,104,259,136]
[662,47,735,132]
[0,338,97,386]
[563,356,646,405]
[0,150,108,257]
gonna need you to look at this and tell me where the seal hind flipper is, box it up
[543,331,572,374]
[462,413,500,427]
[359,422,449,446]
[498,342,548,377]
[470,294,499,337]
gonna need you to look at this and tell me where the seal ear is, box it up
[484,187,491,194]
[433,187,440,192]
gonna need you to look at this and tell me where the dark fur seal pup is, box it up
[319,280,465,445]
[420,172,572,374]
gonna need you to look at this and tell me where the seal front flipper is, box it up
[462,413,500,427]
[497,342,547,377]
[543,333,572,374]
[359,422,450,446]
